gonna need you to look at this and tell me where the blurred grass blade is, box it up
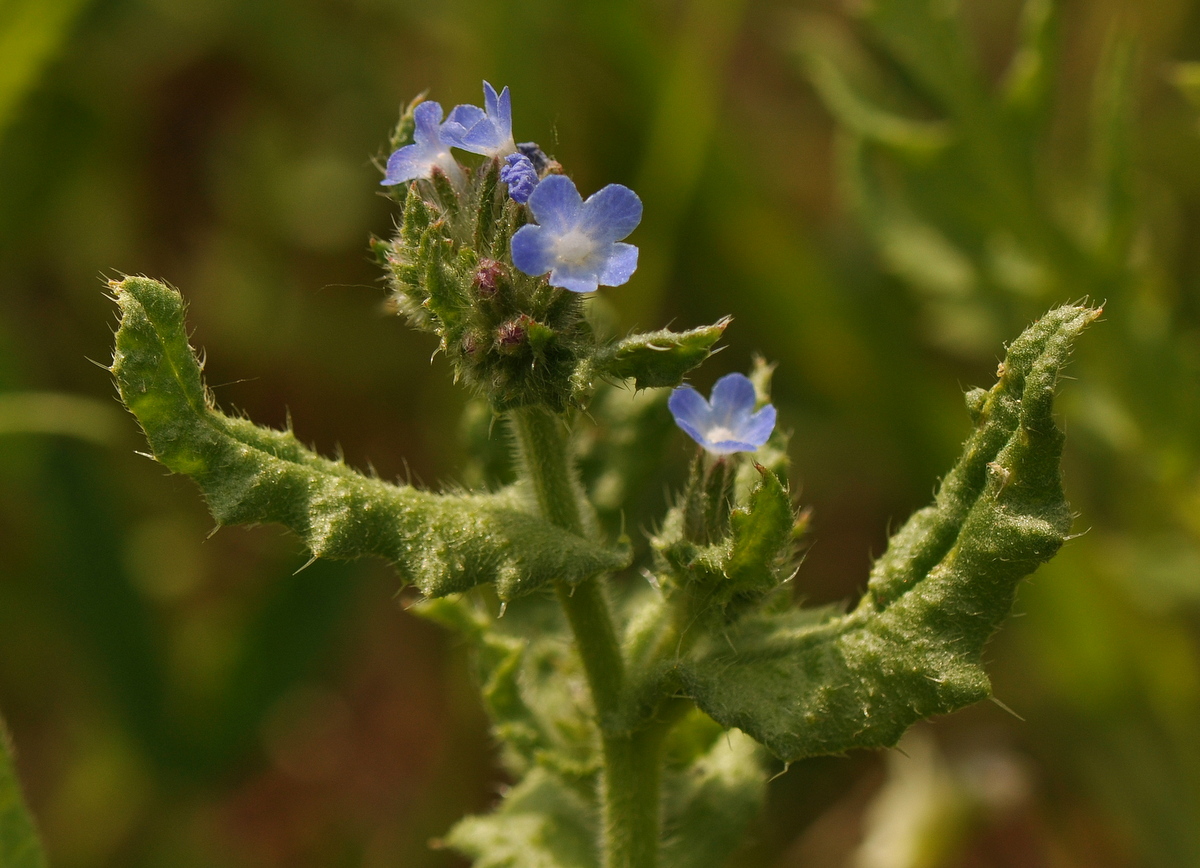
[794,15,950,158]
[1090,35,1138,265]
[1000,0,1058,118]
[0,391,126,445]
[0,0,91,139]
[0,718,47,868]
[624,0,748,327]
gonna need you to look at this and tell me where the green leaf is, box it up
[0,718,47,868]
[660,728,765,868]
[416,595,599,780]
[444,767,599,868]
[594,319,729,390]
[678,305,1099,761]
[110,276,628,600]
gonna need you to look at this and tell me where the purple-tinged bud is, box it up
[500,153,539,203]
[496,316,531,354]
[517,142,551,173]
[473,259,506,298]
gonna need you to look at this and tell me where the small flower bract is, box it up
[380,101,463,186]
[510,175,642,294]
[442,81,516,158]
[669,373,777,455]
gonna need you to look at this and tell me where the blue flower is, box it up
[500,153,538,203]
[442,81,516,158]
[510,175,642,294]
[668,373,777,455]
[381,100,464,186]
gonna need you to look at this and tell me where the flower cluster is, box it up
[381,81,643,294]
[379,82,775,446]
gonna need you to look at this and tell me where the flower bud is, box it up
[473,259,506,298]
[496,317,529,354]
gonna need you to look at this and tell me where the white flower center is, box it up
[554,228,598,266]
[705,425,738,443]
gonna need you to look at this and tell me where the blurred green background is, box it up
[2,0,1200,865]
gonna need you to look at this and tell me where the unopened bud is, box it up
[496,316,530,354]
[474,259,505,298]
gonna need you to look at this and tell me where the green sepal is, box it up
[724,466,794,599]
[677,305,1099,761]
[0,718,47,868]
[444,767,599,868]
[472,157,504,254]
[110,276,628,600]
[594,318,730,390]
[387,93,421,153]
[654,461,796,610]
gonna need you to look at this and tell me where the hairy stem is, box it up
[510,406,661,868]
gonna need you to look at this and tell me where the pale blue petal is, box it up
[483,81,501,117]
[675,417,711,448]
[710,373,757,422]
[598,242,638,287]
[495,85,512,133]
[445,104,484,132]
[527,175,583,233]
[461,121,508,154]
[412,100,445,146]
[549,261,600,293]
[579,184,642,243]
[706,437,758,455]
[382,143,427,185]
[669,386,711,433]
[510,224,556,276]
[739,404,777,447]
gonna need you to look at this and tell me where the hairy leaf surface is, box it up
[110,276,627,599]
[679,305,1099,760]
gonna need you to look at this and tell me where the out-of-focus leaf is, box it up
[0,717,47,868]
[660,728,765,868]
[444,767,599,868]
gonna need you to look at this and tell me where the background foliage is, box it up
[1,0,1199,865]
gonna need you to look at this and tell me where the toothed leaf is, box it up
[110,276,628,600]
[595,319,729,390]
[678,305,1099,760]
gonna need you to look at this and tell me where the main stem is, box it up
[510,406,662,868]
